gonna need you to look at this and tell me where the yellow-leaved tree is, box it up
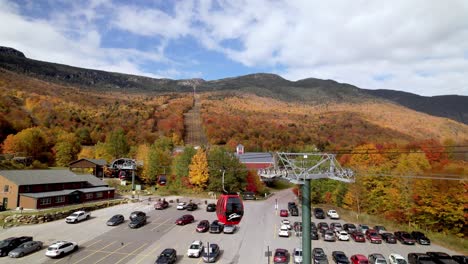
[188,148,209,190]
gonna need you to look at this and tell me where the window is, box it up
[3,185,9,192]
[86,193,93,199]
[95,192,103,198]
[23,186,31,192]
[55,196,65,203]
[40,198,52,205]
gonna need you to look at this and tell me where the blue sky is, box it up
[0,0,467,96]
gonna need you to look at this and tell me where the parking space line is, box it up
[94,242,134,264]
[73,241,117,264]
[134,244,161,264]
[113,242,148,264]
[151,218,171,231]
[81,239,103,248]
[178,224,189,232]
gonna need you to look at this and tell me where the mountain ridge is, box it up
[1,46,466,124]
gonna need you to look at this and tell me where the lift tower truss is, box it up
[259,152,354,264]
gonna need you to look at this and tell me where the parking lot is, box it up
[0,189,462,264]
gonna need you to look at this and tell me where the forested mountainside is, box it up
[1,46,467,124]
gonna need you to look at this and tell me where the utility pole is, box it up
[259,153,354,264]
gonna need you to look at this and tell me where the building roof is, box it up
[235,152,274,164]
[74,174,108,187]
[69,158,107,166]
[0,170,89,185]
[20,186,115,198]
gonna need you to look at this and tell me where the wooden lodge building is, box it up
[0,170,115,210]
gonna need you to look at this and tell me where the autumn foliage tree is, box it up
[54,132,81,166]
[189,148,209,190]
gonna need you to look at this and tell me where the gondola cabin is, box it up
[216,194,244,225]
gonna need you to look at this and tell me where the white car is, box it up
[177,202,187,210]
[327,209,340,219]
[45,241,78,257]
[223,224,236,234]
[281,219,291,230]
[278,225,290,237]
[389,254,408,264]
[187,240,203,258]
[335,230,350,241]
[293,247,303,264]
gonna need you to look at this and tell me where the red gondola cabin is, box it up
[216,194,244,225]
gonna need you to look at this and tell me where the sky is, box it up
[0,0,467,96]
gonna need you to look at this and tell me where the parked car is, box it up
[366,230,382,244]
[314,208,325,219]
[411,231,431,245]
[8,240,42,258]
[65,211,90,223]
[175,214,194,225]
[358,224,370,234]
[389,254,408,264]
[330,222,343,231]
[343,223,357,233]
[290,206,299,216]
[323,230,336,242]
[394,231,416,245]
[242,192,257,200]
[196,220,210,233]
[313,248,329,264]
[293,248,303,264]
[350,231,366,243]
[187,240,204,258]
[154,200,169,210]
[45,241,78,258]
[129,211,146,221]
[186,203,198,211]
[280,209,289,217]
[311,230,319,240]
[281,219,292,229]
[351,254,369,264]
[274,248,289,264]
[206,203,216,212]
[369,253,387,264]
[451,256,468,264]
[408,253,435,264]
[223,224,236,234]
[177,202,187,210]
[0,236,33,257]
[155,248,177,264]
[209,220,223,233]
[381,233,397,244]
[288,202,297,210]
[327,209,340,219]
[335,230,350,241]
[106,214,124,226]
[278,225,290,237]
[128,215,146,228]
[202,243,220,263]
[374,225,387,234]
[318,222,329,233]
[426,252,459,264]
[333,251,350,264]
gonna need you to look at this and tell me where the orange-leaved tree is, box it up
[189,148,209,190]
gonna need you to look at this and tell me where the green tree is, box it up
[54,132,81,166]
[207,146,247,193]
[142,143,172,185]
[189,148,210,190]
[170,146,196,190]
[75,127,93,145]
[105,128,129,158]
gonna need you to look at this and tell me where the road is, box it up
[0,189,462,264]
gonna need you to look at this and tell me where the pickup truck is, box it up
[66,211,90,223]
[0,236,33,257]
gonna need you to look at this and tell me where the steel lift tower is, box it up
[259,152,354,264]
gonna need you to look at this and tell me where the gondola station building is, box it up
[0,170,115,210]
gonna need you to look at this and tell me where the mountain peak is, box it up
[0,46,26,58]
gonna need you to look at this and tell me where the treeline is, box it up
[303,143,466,237]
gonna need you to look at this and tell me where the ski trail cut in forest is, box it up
[183,94,208,147]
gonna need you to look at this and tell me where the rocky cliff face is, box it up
[0,47,25,58]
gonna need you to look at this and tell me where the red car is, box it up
[273,248,288,263]
[351,254,369,264]
[280,210,289,217]
[196,220,210,232]
[350,231,366,242]
[365,230,382,244]
[175,214,194,225]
